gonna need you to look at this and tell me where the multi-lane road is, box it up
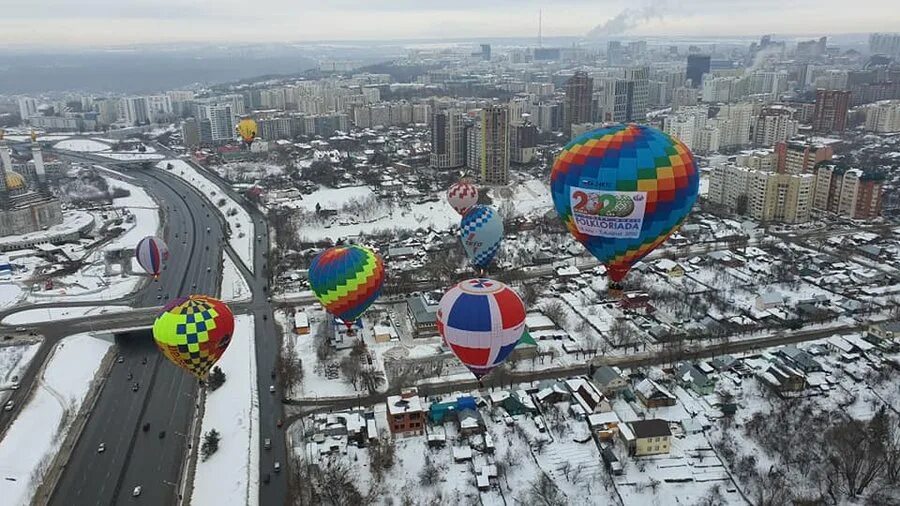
[0,144,287,505]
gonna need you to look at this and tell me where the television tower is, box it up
[538,10,543,48]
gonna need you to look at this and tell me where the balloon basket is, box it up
[608,282,624,299]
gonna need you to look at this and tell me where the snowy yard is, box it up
[0,333,112,506]
[54,139,111,152]
[1,305,131,325]
[220,252,252,302]
[158,160,254,272]
[0,342,40,387]
[191,314,259,506]
[0,283,23,309]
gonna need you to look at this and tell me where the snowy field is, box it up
[191,314,259,506]
[158,160,254,272]
[53,139,110,152]
[0,342,40,386]
[1,305,131,325]
[276,309,358,399]
[213,161,284,182]
[0,333,112,506]
[0,283,23,309]
[221,252,252,302]
[98,152,165,161]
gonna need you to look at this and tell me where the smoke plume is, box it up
[586,2,666,38]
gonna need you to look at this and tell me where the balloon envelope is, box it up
[153,295,234,379]
[236,118,257,146]
[135,236,168,277]
[308,245,385,327]
[447,181,478,215]
[550,123,699,283]
[437,278,526,378]
[460,205,504,270]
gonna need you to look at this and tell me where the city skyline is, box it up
[2,0,897,48]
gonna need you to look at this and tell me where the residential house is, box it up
[629,419,672,456]
[779,346,823,373]
[619,292,656,315]
[534,382,571,405]
[869,320,900,341]
[457,408,485,435]
[428,396,478,425]
[655,258,685,277]
[634,378,677,408]
[525,312,557,332]
[759,362,807,393]
[293,311,310,335]
[565,378,612,414]
[386,388,425,436]
[406,293,439,337]
[591,365,629,396]
[587,412,621,442]
[489,390,536,416]
[676,363,716,395]
[756,291,785,311]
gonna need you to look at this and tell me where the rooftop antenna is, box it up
[538,9,543,48]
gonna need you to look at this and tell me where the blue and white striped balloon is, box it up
[135,236,169,278]
[459,205,504,270]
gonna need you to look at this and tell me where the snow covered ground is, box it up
[0,341,39,387]
[0,284,23,309]
[54,139,111,152]
[221,252,252,302]
[103,174,161,251]
[98,152,165,161]
[190,314,259,506]
[0,333,112,506]
[1,305,131,325]
[158,160,254,272]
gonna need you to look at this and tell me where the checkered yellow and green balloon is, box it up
[152,295,235,379]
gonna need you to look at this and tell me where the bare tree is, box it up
[340,356,362,389]
[825,419,887,500]
[540,301,568,329]
[523,472,566,506]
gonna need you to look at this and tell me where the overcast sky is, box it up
[1,0,896,47]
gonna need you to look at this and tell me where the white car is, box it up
[132,486,142,497]
[269,385,275,393]
[97,443,106,453]
[3,401,13,412]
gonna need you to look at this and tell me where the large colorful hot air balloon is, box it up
[460,205,504,271]
[135,235,168,279]
[308,245,385,330]
[437,278,526,379]
[236,118,258,147]
[447,180,478,216]
[550,124,699,287]
[152,295,234,380]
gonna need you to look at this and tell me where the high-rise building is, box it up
[716,103,754,148]
[564,72,593,136]
[122,97,150,126]
[181,118,200,147]
[625,67,649,120]
[812,89,850,133]
[479,106,510,185]
[686,55,711,88]
[775,139,833,174]
[707,162,814,223]
[430,109,465,169]
[510,121,538,164]
[466,123,482,174]
[146,95,173,119]
[864,100,900,132]
[196,103,234,142]
[870,33,900,58]
[17,97,38,120]
[812,164,883,220]
[95,98,120,126]
[753,107,799,146]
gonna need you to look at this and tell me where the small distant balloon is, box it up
[550,123,699,285]
[152,295,235,380]
[236,118,258,147]
[135,235,169,278]
[437,278,526,379]
[460,205,504,271]
[447,180,478,216]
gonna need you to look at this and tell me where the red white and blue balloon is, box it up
[437,278,526,379]
[447,180,478,215]
[459,205,504,270]
[135,235,169,278]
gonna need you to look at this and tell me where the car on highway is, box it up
[97,443,105,453]
[132,382,140,392]
[117,356,124,363]
[274,462,281,473]
[4,401,13,411]
[10,382,19,390]
[269,385,275,393]
[264,438,271,450]
[132,486,142,497]
[276,419,283,428]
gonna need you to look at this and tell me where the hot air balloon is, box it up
[550,124,699,288]
[152,295,234,380]
[135,236,169,279]
[447,180,479,215]
[308,245,385,331]
[437,278,526,379]
[460,205,504,271]
[236,118,258,148]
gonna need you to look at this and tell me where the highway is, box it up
[42,152,225,506]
